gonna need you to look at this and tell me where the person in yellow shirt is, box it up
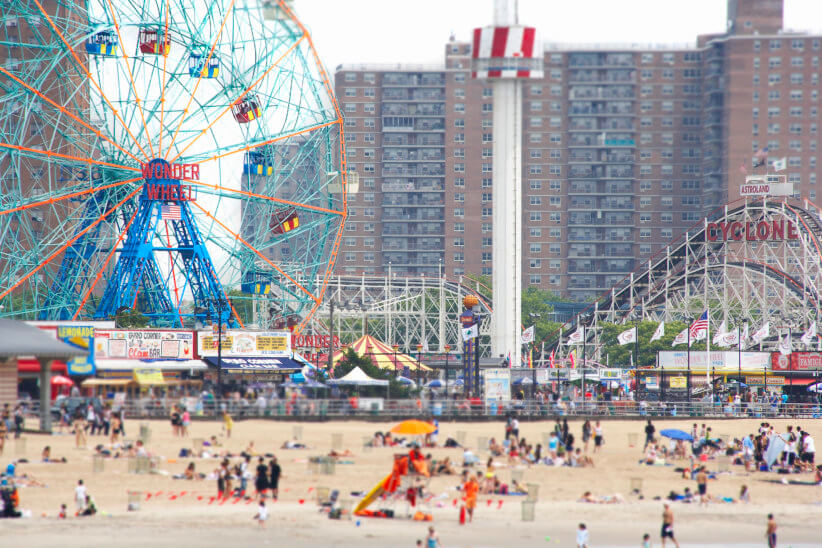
[223,411,233,438]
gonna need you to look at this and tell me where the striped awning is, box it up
[331,335,430,372]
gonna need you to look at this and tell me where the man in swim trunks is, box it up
[766,513,777,548]
[661,504,680,548]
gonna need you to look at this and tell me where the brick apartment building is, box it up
[337,0,819,301]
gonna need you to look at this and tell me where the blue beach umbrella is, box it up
[660,429,694,442]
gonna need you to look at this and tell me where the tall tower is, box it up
[472,0,541,367]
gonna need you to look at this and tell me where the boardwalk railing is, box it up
[24,398,822,421]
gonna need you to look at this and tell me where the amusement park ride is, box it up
[0,0,348,331]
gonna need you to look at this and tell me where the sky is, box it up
[293,0,822,76]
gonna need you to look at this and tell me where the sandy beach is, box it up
[2,417,821,547]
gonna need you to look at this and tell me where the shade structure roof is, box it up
[331,335,430,371]
[327,366,388,386]
[0,319,89,360]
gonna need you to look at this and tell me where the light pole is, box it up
[392,343,400,377]
[327,299,335,374]
[686,317,692,404]
[444,344,451,407]
[416,343,423,389]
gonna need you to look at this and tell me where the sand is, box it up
[2,416,821,547]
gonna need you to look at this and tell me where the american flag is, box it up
[689,311,709,341]
[161,204,181,220]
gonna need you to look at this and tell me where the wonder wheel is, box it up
[0,0,348,328]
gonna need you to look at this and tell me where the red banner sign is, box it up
[772,351,822,371]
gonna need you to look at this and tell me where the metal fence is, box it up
[23,397,822,421]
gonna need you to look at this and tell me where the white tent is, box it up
[327,366,388,387]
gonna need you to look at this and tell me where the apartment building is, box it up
[336,0,820,300]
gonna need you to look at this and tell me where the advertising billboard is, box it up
[197,331,292,358]
[94,330,195,360]
[771,352,822,371]
[56,325,96,375]
[483,368,511,402]
[657,351,770,371]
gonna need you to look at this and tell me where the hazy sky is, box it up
[293,0,822,75]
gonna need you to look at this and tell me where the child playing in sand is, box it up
[253,501,268,528]
[577,523,589,548]
[223,411,233,438]
[426,526,441,547]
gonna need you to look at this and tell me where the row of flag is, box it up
[741,146,787,174]
[602,314,817,353]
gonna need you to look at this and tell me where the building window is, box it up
[454,163,465,173]
[530,211,541,222]
[454,222,464,232]
[482,207,492,217]
[453,237,464,247]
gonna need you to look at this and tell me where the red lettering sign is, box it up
[707,218,799,242]
[143,184,195,202]
[140,162,200,181]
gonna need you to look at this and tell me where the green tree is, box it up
[115,308,150,328]
[332,348,414,397]
[521,286,565,343]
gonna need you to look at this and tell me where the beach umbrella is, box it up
[453,378,464,386]
[50,375,74,386]
[390,419,436,436]
[660,429,694,442]
[425,379,443,388]
[513,377,534,386]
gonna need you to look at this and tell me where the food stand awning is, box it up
[17,359,68,374]
[95,359,207,371]
[204,356,304,371]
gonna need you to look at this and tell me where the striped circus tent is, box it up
[332,335,430,372]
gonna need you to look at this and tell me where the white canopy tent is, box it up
[327,366,388,387]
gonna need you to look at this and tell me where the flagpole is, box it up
[634,319,639,399]
[707,307,712,401]
[738,325,742,384]
[687,317,692,404]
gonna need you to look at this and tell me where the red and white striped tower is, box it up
[472,0,542,368]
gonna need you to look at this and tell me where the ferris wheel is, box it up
[0,0,349,329]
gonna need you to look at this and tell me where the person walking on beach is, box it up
[255,457,268,499]
[594,421,604,453]
[253,500,268,528]
[695,467,708,507]
[462,472,479,523]
[582,420,592,453]
[644,420,656,450]
[660,504,680,548]
[268,456,281,500]
[75,479,87,515]
[766,514,777,548]
[576,523,589,548]
[426,526,441,547]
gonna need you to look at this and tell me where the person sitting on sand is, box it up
[489,438,504,457]
[511,479,529,495]
[80,494,97,516]
[42,446,51,462]
[571,448,594,468]
[328,449,354,459]
[739,484,751,503]
[435,457,455,476]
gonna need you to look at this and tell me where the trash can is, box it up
[627,432,638,448]
[526,483,539,502]
[292,425,304,441]
[320,456,336,475]
[135,455,150,474]
[315,486,330,505]
[521,500,536,522]
[192,437,204,451]
[139,423,151,444]
[331,433,343,450]
[92,454,105,473]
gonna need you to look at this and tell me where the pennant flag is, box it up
[672,328,689,347]
[689,311,709,341]
[650,322,665,342]
[567,328,584,345]
[549,348,555,368]
[742,323,749,344]
[617,327,637,346]
[422,338,429,353]
[801,322,817,346]
[752,322,770,344]
[521,325,535,345]
[772,157,787,172]
[569,349,576,369]
[461,324,478,341]
[712,321,727,345]
[715,330,738,347]
[779,332,792,356]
